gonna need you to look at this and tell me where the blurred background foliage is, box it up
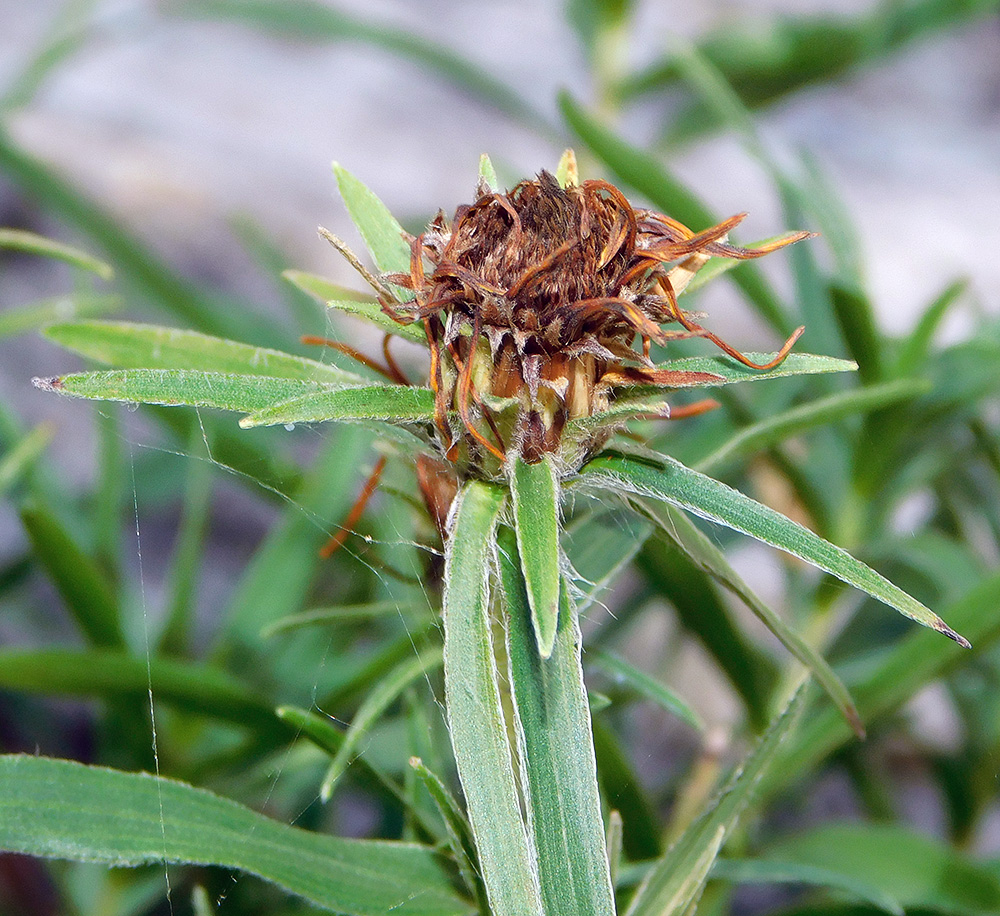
[1,1,999,914]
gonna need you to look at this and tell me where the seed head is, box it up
[370,163,809,477]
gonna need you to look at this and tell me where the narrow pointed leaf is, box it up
[240,384,435,428]
[443,482,543,916]
[43,320,364,385]
[637,500,862,736]
[511,455,562,658]
[0,755,471,916]
[409,757,486,911]
[587,648,702,731]
[626,686,806,916]
[35,369,331,414]
[624,352,858,390]
[583,452,970,648]
[0,227,113,278]
[321,647,444,801]
[499,528,615,916]
[334,163,412,276]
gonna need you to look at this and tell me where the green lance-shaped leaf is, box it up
[627,352,857,389]
[34,369,334,415]
[321,647,444,801]
[443,482,544,916]
[0,227,113,278]
[636,500,862,735]
[44,320,365,385]
[626,685,807,916]
[510,454,562,658]
[583,452,970,648]
[498,527,615,916]
[0,755,471,916]
[334,163,413,277]
[239,384,436,428]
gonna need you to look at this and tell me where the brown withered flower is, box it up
[373,163,809,476]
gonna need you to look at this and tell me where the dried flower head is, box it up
[339,156,810,478]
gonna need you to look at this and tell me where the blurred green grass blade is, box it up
[0,129,286,346]
[499,527,615,916]
[591,720,662,861]
[218,426,371,655]
[181,0,549,133]
[696,378,929,475]
[763,823,1000,915]
[588,649,702,730]
[627,685,807,916]
[894,278,969,376]
[637,535,779,731]
[584,452,970,648]
[620,1,999,128]
[0,227,113,278]
[282,268,378,304]
[511,455,562,658]
[277,705,437,830]
[158,431,213,655]
[327,298,429,343]
[563,506,653,615]
[229,215,326,330]
[830,284,885,384]
[0,755,471,916]
[711,858,903,915]
[36,368,334,414]
[637,499,862,735]
[0,649,287,738]
[0,424,53,497]
[559,92,793,335]
[0,293,121,340]
[321,647,443,801]
[44,320,365,385]
[0,0,95,112]
[443,481,543,916]
[478,153,499,190]
[20,500,125,649]
[240,384,434,428]
[334,163,414,277]
[410,757,487,912]
[769,571,1000,798]
[262,600,431,638]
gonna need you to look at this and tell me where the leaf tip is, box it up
[939,621,972,649]
[32,376,63,392]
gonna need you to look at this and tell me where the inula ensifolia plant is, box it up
[32,150,969,916]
